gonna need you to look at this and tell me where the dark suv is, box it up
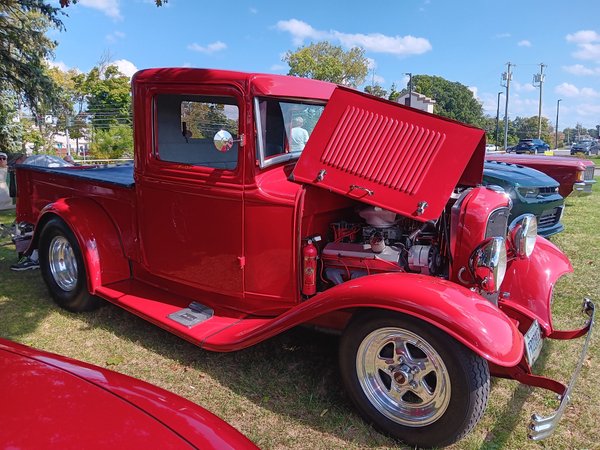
[571,140,599,156]
[511,138,550,154]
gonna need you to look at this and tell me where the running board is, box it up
[168,302,214,328]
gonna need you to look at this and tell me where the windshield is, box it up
[255,97,325,167]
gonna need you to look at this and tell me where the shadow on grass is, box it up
[52,302,397,448]
[0,211,54,341]
[477,339,554,450]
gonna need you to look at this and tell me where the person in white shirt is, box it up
[290,116,309,152]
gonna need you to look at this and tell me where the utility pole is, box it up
[532,63,546,139]
[501,62,513,151]
[555,99,562,149]
[405,72,413,107]
[495,92,503,148]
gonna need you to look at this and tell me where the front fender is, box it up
[33,197,130,293]
[500,236,572,334]
[207,272,523,367]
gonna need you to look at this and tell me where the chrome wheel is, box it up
[356,327,451,427]
[48,235,78,292]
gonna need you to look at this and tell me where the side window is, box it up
[155,94,239,170]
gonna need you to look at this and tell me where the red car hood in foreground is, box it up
[0,338,257,450]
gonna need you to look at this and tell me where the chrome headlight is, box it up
[468,237,507,293]
[509,214,537,258]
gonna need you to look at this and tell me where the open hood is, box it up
[291,87,485,222]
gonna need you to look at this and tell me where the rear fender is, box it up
[500,236,572,335]
[32,198,130,293]
[208,272,523,367]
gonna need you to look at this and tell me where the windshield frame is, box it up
[254,96,326,169]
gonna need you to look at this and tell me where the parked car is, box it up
[483,161,564,237]
[14,68,595,448]
[0,338,258,449]
[510,138,550,154]
[570,140,599,156]
[485,153,596,197]
[485,143,499,152]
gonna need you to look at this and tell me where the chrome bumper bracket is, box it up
[528,298,595,440]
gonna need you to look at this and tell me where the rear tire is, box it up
[339,311,490,448]
[39,218,103,312]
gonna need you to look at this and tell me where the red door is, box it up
[137,86,245,297]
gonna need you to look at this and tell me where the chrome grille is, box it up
[584,166,595,181]
[538,207,561,228]
[485,207,510,238]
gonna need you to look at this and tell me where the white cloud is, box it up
[468,86,478,98]
[79,0,122,20]
[555,82,580,97]
[566,30,600,44]
[366,57,376,70]
[495,33,511,39]
[106,30,125,44]
[249,7,258,14]
[187,41,227,54]
[566,29,600,60]
[276,19,431,56]
[373,74,385,84]
[270,64,286,71]
[514,81,536,92]
[517,40,532,47]
[276,19,327,46]
[113,59,138,78]
[562,64,599,76]
[182,62,192,68]
[555,83,600,98]
[47,60,70,72]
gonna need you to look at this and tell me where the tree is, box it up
[90,124,133,159]
[283,42,369,87]
[0,1,62,113]
[405,75,486,127]
[364,85,388,99]
[85,65,132,130]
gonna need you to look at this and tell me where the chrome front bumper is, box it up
[573,179,596,195]
[529,298,595,440]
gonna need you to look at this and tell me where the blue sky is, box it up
[50,0,600,130]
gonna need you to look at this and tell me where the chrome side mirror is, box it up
[214,130,233,153]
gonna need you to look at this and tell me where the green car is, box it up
[483,161,564,237]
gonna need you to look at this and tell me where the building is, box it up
[397,92,436,113]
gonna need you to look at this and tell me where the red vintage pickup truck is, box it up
[15,68,594,448]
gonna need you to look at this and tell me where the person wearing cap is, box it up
[290,116,309,152]
[0,152,14,210]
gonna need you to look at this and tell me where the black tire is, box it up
[39,218,103,312]
[339,311,490,448]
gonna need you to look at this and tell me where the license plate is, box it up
[524,319,543,367]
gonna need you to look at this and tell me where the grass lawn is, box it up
[0,181,598,450]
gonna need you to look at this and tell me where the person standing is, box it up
[290,116,309,152]
[0,152,15,210]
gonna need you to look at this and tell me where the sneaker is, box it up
[10,257,40,271]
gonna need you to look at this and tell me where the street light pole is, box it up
[533,63,546,139]
[495,91,503,148]
[501,62,513,151]
[405,72,413,107]
[555,99,562,149]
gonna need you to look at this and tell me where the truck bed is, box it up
[17,163,135,188]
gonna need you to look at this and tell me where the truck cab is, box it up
[15,68,594,449]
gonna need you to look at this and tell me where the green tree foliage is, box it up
[0,1,62,113]
[283,42,369,87]
[90,124,133,159]
[85,65,132,130]
[388,83,401,102]
[407,75,486,127]
[364,85,388,99]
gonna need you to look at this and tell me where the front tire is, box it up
[39,218,103,312]
[339,311,490,448]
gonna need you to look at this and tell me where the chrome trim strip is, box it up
[529,298,595,440]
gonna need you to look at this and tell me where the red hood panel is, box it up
[293,87,485,221]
